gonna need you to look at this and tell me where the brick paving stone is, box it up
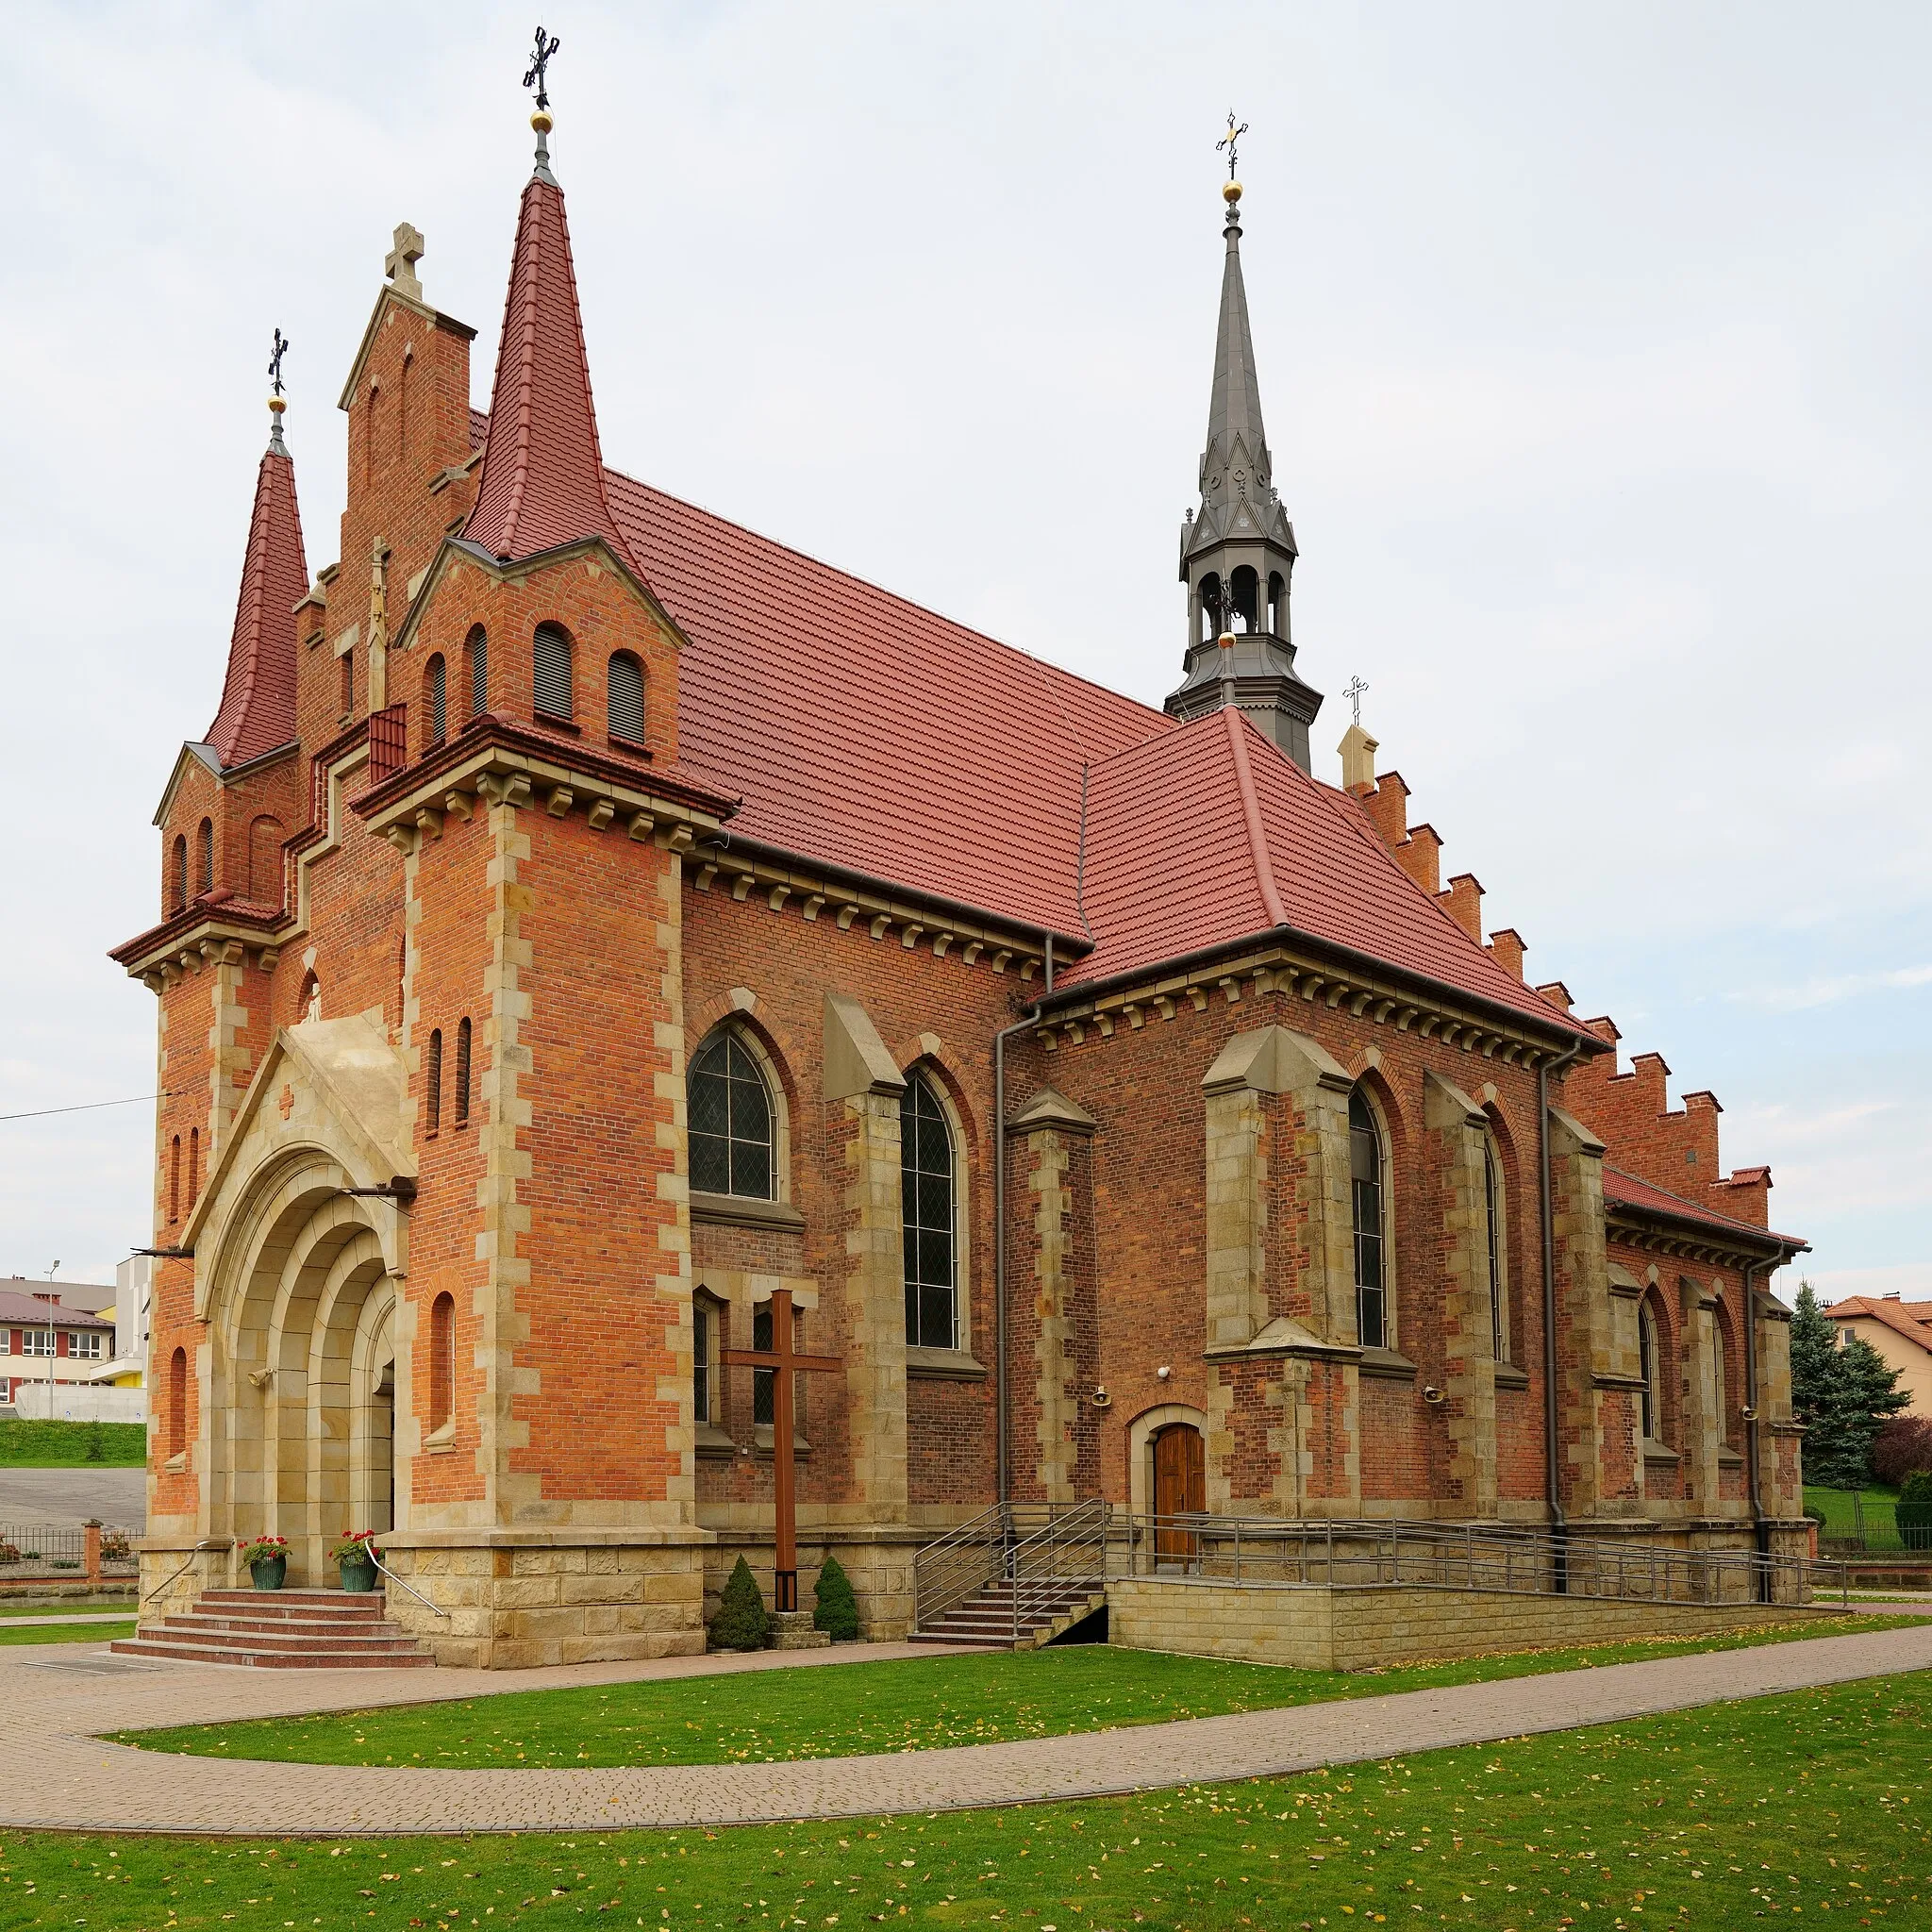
[0,1624,1926,1837]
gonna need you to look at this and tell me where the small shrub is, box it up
[82,1421,107,1463]
[1872,1417,1932,1488]
[100,1531,131,1561]
[811,1553,861,1641]
[1900,1470,1932,1506]
[708,1556,770,1652]
[0,1543,18,1565]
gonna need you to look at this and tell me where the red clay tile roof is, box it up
[205,442,308,769]
[1602,1164,1803,1250]
[1067,705,1578,1027]
[0,1291,114,1330]
[1822,1296,1932,1351]
[464,175,635,572]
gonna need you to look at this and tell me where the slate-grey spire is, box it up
[1164,162,1323,772]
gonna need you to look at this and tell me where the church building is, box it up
[112,96,1809,1666]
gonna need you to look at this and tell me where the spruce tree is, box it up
[1790,1280,1911,1489]
[811,1553,860,1641]
[708,1556,771,1651]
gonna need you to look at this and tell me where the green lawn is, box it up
[118,1613,1925,1769]
[0,1597,134,1618]
[0,1418,147,1467]
[10,1671,1931,1928]
[0,1618,134,1646]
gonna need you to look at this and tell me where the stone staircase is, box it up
[110,1589,434,1669]
[909,1576,1107,1651]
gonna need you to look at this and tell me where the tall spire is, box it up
[1165,133,1322,773]
[462,75,637,572]
[205,370,308,770]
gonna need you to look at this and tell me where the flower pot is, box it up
[338,1554,379,1593]
[248,1556,287,1591]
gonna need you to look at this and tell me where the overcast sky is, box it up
[2,2,1926,1302]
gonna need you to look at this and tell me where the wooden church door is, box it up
[1152,1424,1205,1563]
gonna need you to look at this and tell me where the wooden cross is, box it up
[719,1288,839,1612]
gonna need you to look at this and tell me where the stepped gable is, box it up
[204,436,308,769]
[1601,1163,1803,1250]
[462,161,636,574]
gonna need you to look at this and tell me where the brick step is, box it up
[152,1622,422,1655]
[158,1611,406,1640]
[196,1590,391,1616]
[109,1635,434,1669]
[907,1631,1015,1649]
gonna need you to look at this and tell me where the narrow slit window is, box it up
[533,623,573,721]
[1484,1140,1506,1361]
[1639,1302,1660,1441]
[1349,1089,1386,1350]
[426,1028,442,1136]
[188,1126,199,1208]
[430,1291,455,1430]
[197,818,213,893]
[169,1135,181,1224]
[340,648,354,716]
[168,1347,187,1459]
[608,651,645,742]
[170,835,188,914]
[425,654,446,748]
[466,627,489,719]
[454,1017,472,1128]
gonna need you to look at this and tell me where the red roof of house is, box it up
[1823,1296,1932,1351]
[1602,1164,1802,1250]
[464,173,635,573]
[0,1291,114,1329]
[205,441,308,769]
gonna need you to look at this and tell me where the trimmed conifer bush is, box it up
[708,1556,770,1651]
[811,1553,860,1641]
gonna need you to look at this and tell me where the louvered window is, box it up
[170,836,188,914]
[608,652,645,743]
[901,1073,957,1350]
[689,1032,774,1199]
[533,623,573,721]
[425,1028,442,1136]
[197,818,213,893]
[454,1017,472,1128]
[425,654,446,748]
[466,627,488,719]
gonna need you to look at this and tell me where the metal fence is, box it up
[0,1524,139,1584]
[910,1504,1849,1633]
[1815,1490,1928,1557]
[1108,1511,1845,1608]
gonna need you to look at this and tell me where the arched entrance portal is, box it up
[204,1151,407,1585]
[1151,1422,1205,1566]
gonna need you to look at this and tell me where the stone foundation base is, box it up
[768,1609,831,1650]
[375,1532,708,1670]
[1108,1576,1841,1671]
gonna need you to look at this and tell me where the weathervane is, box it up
[267,327,290,397]
[1217,110,1248,182]
[524,24,560,110]
[1344,675,1370,726]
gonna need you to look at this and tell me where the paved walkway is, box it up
[1,1623,1927,1837]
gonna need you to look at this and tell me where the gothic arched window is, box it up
[167,1346,188,1460]
[1639,1298,1662,1443]
[429,1291,456,1431]
[608,651,645,743]
[533,622,574,722]
[688,1031,774,1199]
[901,1071,958,1350]
[1483,1138,1508,1362]
[1350,1089,1388,1350]
[425,1027,442,1136]
[454,1017,473,1128]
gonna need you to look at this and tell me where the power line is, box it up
[0,1091,182,1124]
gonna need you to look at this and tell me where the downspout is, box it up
[1538,1036,1587,1591]
[992,934,1053,1507]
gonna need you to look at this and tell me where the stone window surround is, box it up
[688,1020,790,1207]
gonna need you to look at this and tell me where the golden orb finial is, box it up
[530,108,554,135]
[1223,178,1242,205]
[268,394,287,415]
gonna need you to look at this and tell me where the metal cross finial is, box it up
[1344,675,1370,726]
[524,24,560,110]
[267,327,290,397]
[1217,110,1248,182]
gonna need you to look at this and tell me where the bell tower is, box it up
[1164,142,1323,771]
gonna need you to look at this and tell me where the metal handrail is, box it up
[141,1538,230,1607]
[912,1500,1109,1635]
[367,1548,450,1619]
[1105,1511,1848,1609]
[1004,1499,1110,1643]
